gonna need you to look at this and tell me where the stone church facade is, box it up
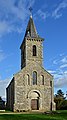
[6,15,55,112]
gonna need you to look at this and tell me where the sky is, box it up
[0,0,67,99]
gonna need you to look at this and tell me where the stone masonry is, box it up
[6,15,56,112]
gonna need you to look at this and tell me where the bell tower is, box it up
[6,8,56,112]
[20,11,44,69]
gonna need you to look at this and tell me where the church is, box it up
[6,13,55,112]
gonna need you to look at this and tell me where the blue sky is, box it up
[0,0,67,99]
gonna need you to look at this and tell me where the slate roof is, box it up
[25,16,38,38]
[20,15,44,49]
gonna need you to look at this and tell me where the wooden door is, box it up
[31,99,39,110]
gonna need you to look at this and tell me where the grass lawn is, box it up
[0,110,67,120]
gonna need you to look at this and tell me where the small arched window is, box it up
[33,71,37,85]
[27,74,30,85]
[33,45,37,56]
[41,75,44,85]
[50,81,52,87]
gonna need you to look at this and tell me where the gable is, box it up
[14,62,53,87]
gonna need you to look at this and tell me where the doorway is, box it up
[31,99,39,110]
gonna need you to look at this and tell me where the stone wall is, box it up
[6,78,14,111]
[26,38,43,67]
[13,63,55,112]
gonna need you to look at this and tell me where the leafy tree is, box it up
[54,89,67,110]
[60,100,67,110]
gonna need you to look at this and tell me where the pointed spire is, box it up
[29,7,33,18]
[25,8,38,38]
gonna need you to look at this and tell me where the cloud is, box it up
[61,56,67,63]
[48,70,56,74]
[0,49,13,63]
[54,72,67,88]
[0,50,6,62]
[48,69,67,88]
[64,71,67,74]
[0,21,17,37]
[34,0,67,20]
[52,55,67,65]
[0,0,35,36]
[48,68,67,88]
[53,60,58,65]
[0,0,67,37]
[52,0,67,19]
[48,53,67,89]
[60,64,67,68]
[36,9,49,20]
[0,78,11,98]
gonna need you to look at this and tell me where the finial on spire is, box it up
[29,7,33,18]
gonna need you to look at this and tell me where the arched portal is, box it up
[28,90,41,110]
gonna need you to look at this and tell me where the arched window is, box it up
[27,74,30,85]
[33,45,36,56]
[33,71,37,85]
[41,75,44,85]
[50,81,52,87]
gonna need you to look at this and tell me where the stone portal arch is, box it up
[28,90,41,98]
[27,90,42,110]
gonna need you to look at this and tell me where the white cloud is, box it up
[0,21,17,37]
[60,64,67,68]
[37,9,49,20]
[48,53,67,89]
[52,0,67,19]
[48,68,67,89]
[0,0,30,20]
[0,0,35,36]
[0,0,67,37]
[53,60,58,65]
[48,70,56,74]
[0,78,11,98]
[0,50,15,63]
[0,50,6,62]
[64,71,67,74]
[61,56,67,63]
[0,20,24,36]
[54,72,67,88]
[52,55,67,67]
[54,69,67,88]
[34,0,67,20]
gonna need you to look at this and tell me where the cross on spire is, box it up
[29,7,33,18]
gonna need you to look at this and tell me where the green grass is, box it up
[0,110,67,120]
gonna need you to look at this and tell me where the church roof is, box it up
[25,16,38,38]
[20,15,44,49]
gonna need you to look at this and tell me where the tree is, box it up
[56,89,65,99]
[54,89,66,110]
[0,96,2,100]
[0,96,5,110]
